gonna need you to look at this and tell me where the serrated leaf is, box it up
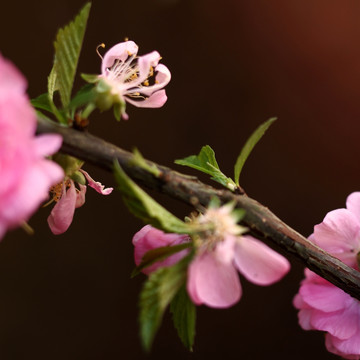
[175,145,236,191]
[113,161,194,234]
[170,285,196,351]
[51,2,91,109]
[46,66,67,124]
[234,117,277,186]
[131,242,192,278]
[139,256,189,351]
[47,65,58,101]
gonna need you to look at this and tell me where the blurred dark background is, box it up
[1,0,360,358]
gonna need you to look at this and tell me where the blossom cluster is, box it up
[294,192,360,359]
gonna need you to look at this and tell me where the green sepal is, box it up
[81,73,100,83]
[234,117,277,186]
[68,83,96,114]
[113,103,122,121]
[130,148,161,178]
[113,161,195,234]
[53,154,84,176]
[170,285,196,351]
[139,255,190,351]
[70,170,86,185]
[131,242,192,278]
[175,145,236,191]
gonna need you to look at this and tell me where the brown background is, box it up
[1,0,360,359]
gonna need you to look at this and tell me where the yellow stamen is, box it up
[143,80,149,86]
[96,43,106,59]
[124,37,129,41]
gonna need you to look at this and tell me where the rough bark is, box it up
[37,117,360,300]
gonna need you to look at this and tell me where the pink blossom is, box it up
[47,170,113,235]
[132,225,190,275]
[132,204,290,308]
[294,269,360,359]
[187,204,290,308]
[294,192,360,359]
[0,54,63,239]
[99,40,171,120]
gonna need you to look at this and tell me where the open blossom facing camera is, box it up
[294,192,360,359]
[0,54,63,240]
[132,203,290,309]
[96,40,171,120]
[187,204,290,308]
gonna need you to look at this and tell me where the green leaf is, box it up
[46,66,67,124]
[170,285,196,351]
[131,242,192,278]
[234,117,277,186]
[175,145,236,191]
[31,93,53,113]
[113,161,195,234]
[139,256,189,351]
[68,83,96,112]
[50,2,91,109]
[47,65,58,101]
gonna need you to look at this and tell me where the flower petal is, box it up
[33,134,62,157]
[80,170,113,195]
[311,305,358,340]
[132,225,190,275]
[187,252,241,308]
[346,192,360,220]
[101,41,139,75]
[75,184,87,208]
[0,53,27,96]
[47,181,77,235]
[215,235,236,264]
[135,64,171,97]
[299,281,351,312]
[293,293,314,331]
[313,208,360,266]
[233,235,290,285]
[326,332,360,359]
[125,89,168,108]
[132,51,162,87]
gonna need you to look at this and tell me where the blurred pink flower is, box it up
[294,192,360,359]
[99,40,171,120]
[47,170,113,235]
[0,54,63,239]
[133,225,190,275]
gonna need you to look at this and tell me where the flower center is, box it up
[106,53,158,100]
[50,179,71,202]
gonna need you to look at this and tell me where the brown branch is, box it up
[37,117,360,300]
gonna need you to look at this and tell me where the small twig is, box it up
[37,117,360,300]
